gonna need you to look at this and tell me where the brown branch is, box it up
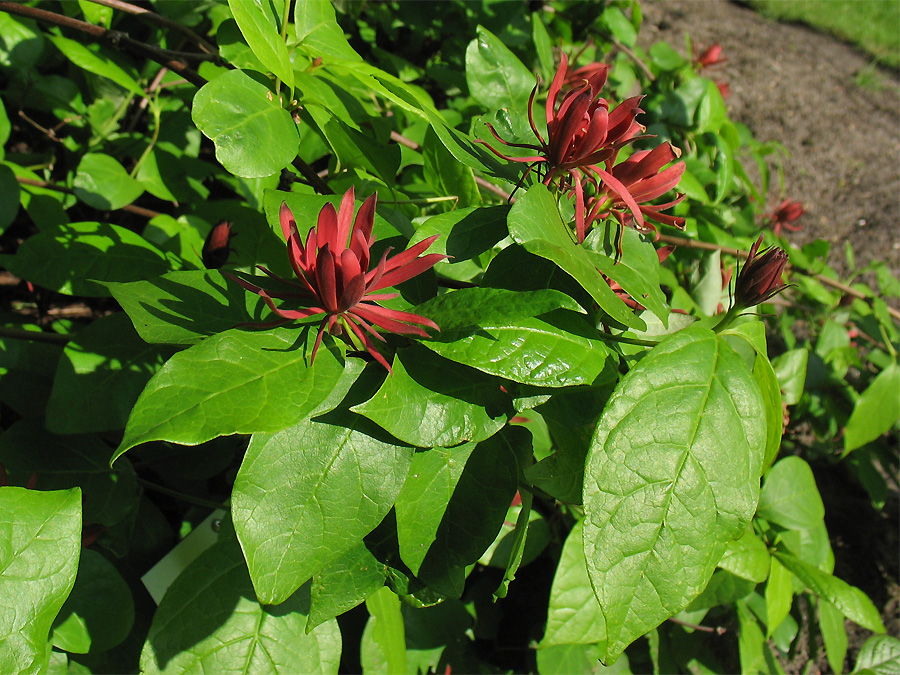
[16,177,163,219]
[0,326,72,345]
[291,158,333,195]
[667,616,726,635]
[0,2,207,88]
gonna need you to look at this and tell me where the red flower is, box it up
[765,199,805,236]
[694,43,727,70]
[229,188,445,372]
[734,236,789,308]
[202,220,235,269]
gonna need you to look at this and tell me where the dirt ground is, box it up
[637,2,900,672]
[638,0,900,281]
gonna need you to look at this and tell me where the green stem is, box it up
[712,305,742,333]
[597,331,660,348]
[137,478,229,510]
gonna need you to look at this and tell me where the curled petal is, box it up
[547,52,569,125]
[335,186,356,251]
[279,202,298,242]
[315,245,339,313]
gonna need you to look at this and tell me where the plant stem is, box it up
[597,330,660,347]
[0,326,72,345]
[137,478,229,510]
[15,177,163,219]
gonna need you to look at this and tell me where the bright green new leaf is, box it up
[531,12,554,81]
[228,0,294,91]
[465,25,535,112]
[764,556,793,638]
[818,600,848,675]
[73,153,145,211]
[757,456,824,531]
[232,415,413,604]
[294,0,360,60]
[363,588,406,675]
[508,185,644,329]
[736,601,769,675]
[353,345,510,448]
[140,538,341,674]
[541,520,606,648]
[46,34,143,96]
[0,96,10,148]
[46,313,174,434]
[583,326,766,661]
[51,549,134,654]
[717,527,769,583]
[775,551,885,633]
[771,348,808,406]
[2,221,169,297]
[0,487,81,675]
[852,635,900,675]
[844,361,900,454]
[192,69,298,178]
[114,328,358,463]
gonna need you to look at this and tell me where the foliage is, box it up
[0,1,896,673]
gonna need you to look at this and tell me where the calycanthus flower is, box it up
[228,188,445,372]
[765,199,805,236]
[733,235,789,308]
[479,52,685,251]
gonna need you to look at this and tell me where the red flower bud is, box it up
[202,220,234,269]
[734,236,789,308]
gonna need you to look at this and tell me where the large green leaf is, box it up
[1,221,169,297]
[113,328,359,463]
[465,25,535,112]
[46,34,142,96]
[352,345,511,448]
[51,549,134,654]
[46,313,174,433]
[227,0,294,90]
[583,326,766,661]
[362,588,407,675]
[73,153,145,211]
[192,69,298,178]
[294,0,360,60]
[852,635,900,675]
[775,551,885,633]
[0,487,81,675]
[508,185,644,329]
[818,600,848,675]
[756,456,824,531]
[107,270,270,345]
[140,537,341,674]
[307,540,387,632]
[844,361,900,454]
[232,415,413,604]
[0,418,137,527]
[541,520,606,648]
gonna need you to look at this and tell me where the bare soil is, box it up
[638,2,900,672]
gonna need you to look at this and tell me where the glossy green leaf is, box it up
[114,328,358,463]
[108,270,270,345]
[852,635,900,675]
[51,549,134,654]
[320,115,400,185]
[844,361,900,454]
[541,520,606,648]
[757,456,824,531]
[46,34,142,96]
[774,551,885,633]
[2,221,169,297]
[73,153,144,211]
[771,348,808,406]
[465,25,534,112]
[192,69,298,178]
[531,13,554,81]
[0,487,81,675]
[308,540,387,632]
[363,588,406,675]
[46,313,174,433]
[717,527,769,583]
[395,428,522,597]
[294,0,360,60]
[228,0,294,90]
[736,601,768,675]
[686,569,755,611]
[583,326,766,661]
[536,644,621,675]
[408,206,509,276]
[818,599,848,675]
[600,6,637,47]
[764,556,793,638]
[232,414,413,604]
[140,538,341,674]
[0,418,137,526]
[353,345,510,448]
[423,127,481,208]
[509,185,643,329]
[0,96,10,149]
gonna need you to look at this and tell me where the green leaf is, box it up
[0,164,19,234]
[844,361,900,454]
[583,326,766,660]
[308,540,387,632]
[465,25,535,112]
[717,527,769,583]
[600,7,637,47]
[509,185,643,330]
[0,95,10,148]
[531,12,554,82]
[192,69,298,178]
[736,601,769,675]
[232,414,413,604]
[774,551,885,633]
[107,270,270,345]
[46,313,174,433]
[696,79,727,134]
[319,115,400,185]
[227,0,294,90]
[764,556,793,638]
[46,34,142,96]
[294,0,360,60]
[422,127,481,208]
[852,635,900,675]
[0,487,81,675]
[2,221,169,297]
[395,428,523,597]
[818,600,848,675]
[352,345,511,448]
[0,418,137,527]
[771,348,808,406]
[757,456,824,531]
[536,644,621,675]
[113,328,358,463]
[140,537,341,674]
[51,549,134,654]
[408,205,509,273]
[73,153,145,211]
[541,520,606,648]
[363,588,407,675]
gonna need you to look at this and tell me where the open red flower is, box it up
[229,188,445,372]
[765,199,805,236]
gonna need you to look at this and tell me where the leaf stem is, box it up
[137,478,229,510]
[597,331,660,347]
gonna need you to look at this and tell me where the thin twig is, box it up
[137,478,229,510]
[0,326,72,345]
[667,616,726,635]
[605,34,655,82]
[15,177,164,219]
[291,157,333,194]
